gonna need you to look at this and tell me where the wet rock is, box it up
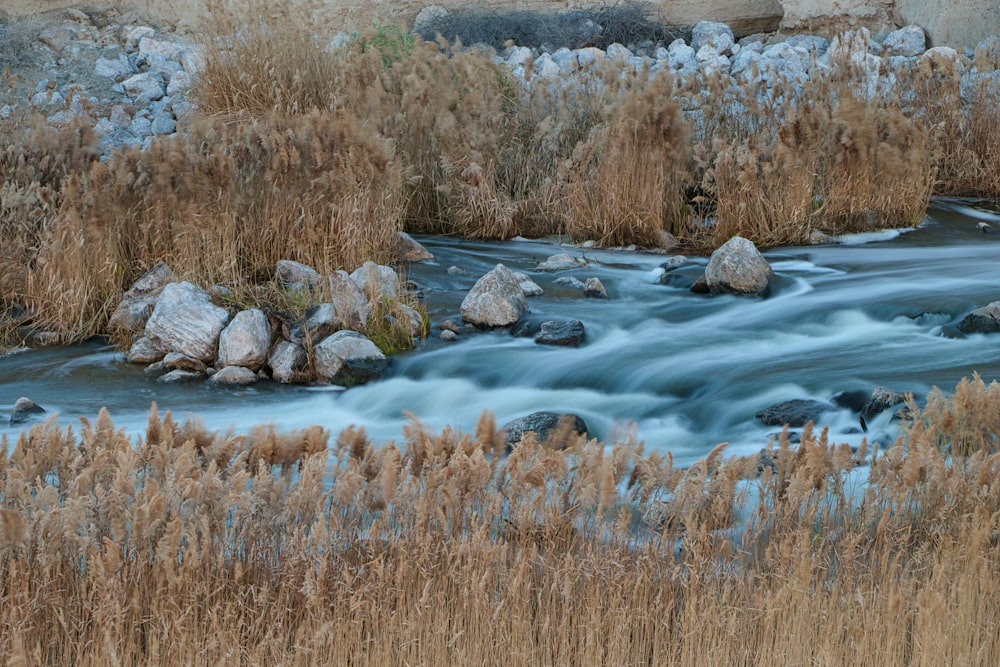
[157,369,202,383]
[276,260,322,292]
[162,352,207,374]
[584,277,608,299]
[690,275,710,294]
[535,320,586,347]
[268,340,311,384]
[957,301,1000,334]
[108,262,175,335]
[10,397,45,426]
[144,282,230,362]
[143,360,166,377]
[862,386,908,421]
[554,276,587,290]
[439,330,459,342]
[977,222,994,233]
[513,272,544,297]
[461,264,528,328]
[439,319,462,334]
[126,336,164,364]
[831,390,870,414]
[395,231,434,261]
[500,411,589,450]
[705,236,774,297]
[327,271,370,332]
[661,256,689,272]
[216,309,271,371]
[535,253,587,272]
[208,365,259,386]
[313,330,388,387]
[756,399,834,427]
[350,261,400,303]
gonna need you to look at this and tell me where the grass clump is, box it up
[2,376,1000,663]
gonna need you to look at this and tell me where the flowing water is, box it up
[3,200,999,467]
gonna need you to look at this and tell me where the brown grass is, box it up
[2,376,1000,664]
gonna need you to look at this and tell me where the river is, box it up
[3,199,999,467]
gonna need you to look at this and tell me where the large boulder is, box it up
[268,340,311,384]
[500,412,589,450]
[957,301,1000,334]
[314,331,388,386]
[756,399,834,427]
[216,308,271,370]
[108,262,175,335]
[461,264,528,328]
[144,282,230,362]
[705,236,774,296]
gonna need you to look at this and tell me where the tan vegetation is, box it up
[2,376,1000,664]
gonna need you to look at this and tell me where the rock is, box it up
[667,39,699,76]
[413,4,449,34]
[268,340,311,384]
[920,46,965,73]
[144,282,230,362]
[143,360,166,377]
[137,34,189,62]
[500,411,589,450]
[120,72,165,105]
[162,352,207,374]
[883,25,926,57]
[350,261,400,303]
[395,304,426,338]
[654,230,680,251]
[438,319,461,333]
[126,336,164,363]
[10,397,45,426]
[439,330,459,342]
[535,253,587,272]
[704,236,774,297]
[862,386,908,421]
[109,262,176,335]
[276,259,322,292]
[327,271,370,332]
[313,331,388,387]
[461,264,528,328]
[150,111,175,135]
[606,43,633,63]
[661,256,689,272]
[584,277,608,299]
[395,231,434,261]
[831,390,870,413]
[957,301,1000,334]
[217,309,271,370]
[534,320,586,347]
[690,275,710,294]
[94,45,135,78]
[157,370,202,384]
[691,21,734,55]
[208,365,259,386]
[756,399,834,427]
[977,222,994,233]
[554,276,587,290]
[513,272,544,297]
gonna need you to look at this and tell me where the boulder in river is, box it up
[756,399,834,427]
[500,411,589,450]
[584,277,608,299]
[535,253,587,272]
[461,264,528,328]
[704,236,774,297]
[862,386,909,421]
[144,282,230,362]
[395,231,434,261]
[313,330,388,387]
[108,262,175,335]
[513,272,544,297]
[535,320,586,347]
[10,397,45,425]
[957,301,1000,334]
[217,308,271,371]
[162,352,207,374]
[208,365,259,386]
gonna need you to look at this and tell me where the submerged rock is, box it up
[157,369,202,383]
[461,264,528,328]
[500,411,589,450]
[534,320,587,347]
[957,301,1000,334]
[756,399,834,427]
[535,253,587,272]
[313,330,388,387]
[584,277,608,299]
[10,397,46,425]
[704,236,774,296]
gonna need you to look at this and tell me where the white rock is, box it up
[667,39,699,76]
[217,309,271,370]
[109,262,176,334]
[513,272,544,297]
[691,21,734,55]
[144,282,230,362]
[138,34,188,62]
[461,264,528,327]
[313,331,388,386]
[705,236,774,297]
[350,261,400,303]
[883,25,926,57]
[606,43,633,63]
[268,340,310,384]
[535,253,587,271]
[121,72,165,105]
[208,366,259,386]
[327,271,370,331]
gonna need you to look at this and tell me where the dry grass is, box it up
[2,376,1000,664]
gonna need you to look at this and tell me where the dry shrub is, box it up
[3,377,1000,664]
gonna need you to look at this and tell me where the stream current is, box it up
[3,200,999,467]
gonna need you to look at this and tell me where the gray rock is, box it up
[144,282,230,362]
[289,303,341,345]
[513,272,544,297]
[883,25,926,57]
[756,399,834,427]
[217,309,271,370]
[534,320,586,347]
[162,352,207,374]
[667,39,699,76]
[94,46,135,78]
[862,386,908,421]
[150,112,175,135]
[313,331,388,387]
[166,70,192,96]
[395,231,434,261]
[785,35,829,56]
[461,264,528,328]
[705,236,774,297]
[327,271,370,332]
[977,222,994,233]
[554,276,587,290]
[157,370,202,384]
[439,330,459,342]
[958,301,1000,334]
[690,275,710,294]
[109,262,175,335]
[276,259,322,291]
[129,115,152,138]
[500,411,589,450]
[126,336,164,364]
[138,34,189,62]
[691,21,734,54]
[208,365,259,386]
[584,277,608,299]
[10,397,45,426]
[268,340,310,384]
[535,253,587,272]
[696,44,729,75]
[606,43,633,63]
[350,261,400,303]
[760,42,811,80]
[120,72,165,105]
